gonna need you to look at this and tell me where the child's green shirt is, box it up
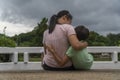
[66,47,93,69]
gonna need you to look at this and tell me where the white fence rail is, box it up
[0,46,120,71]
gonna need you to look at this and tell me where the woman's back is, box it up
[43,24,76,68]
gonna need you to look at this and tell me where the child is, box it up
[47,25,93,70]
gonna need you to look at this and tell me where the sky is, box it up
[0,0,120,36]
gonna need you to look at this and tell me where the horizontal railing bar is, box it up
[15,47,44,53]
[87,46,120,53]
[1,46,120,53]
[0,47,44,53]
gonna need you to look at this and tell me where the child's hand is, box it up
[46,45,55,54]
[83,41,88,47]
[80,41,88,48]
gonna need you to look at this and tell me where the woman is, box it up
[42,10,87,70]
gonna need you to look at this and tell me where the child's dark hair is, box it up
[49,10,72,33]
[75,25,89,41]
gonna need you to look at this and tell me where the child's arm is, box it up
[46,45,69,67]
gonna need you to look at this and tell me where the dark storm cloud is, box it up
[0,0,120,35]
[0,0,74,23]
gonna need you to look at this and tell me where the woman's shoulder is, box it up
[56,24,74,28]
[43,29,49,35]
[62,24,74,28]
[60,24,75,31]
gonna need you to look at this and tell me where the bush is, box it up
[0,37,16,47]
[0,36,16,62]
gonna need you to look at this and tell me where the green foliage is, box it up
[88,31,110,46]
[0,35,16,62]
[19,32,36,46]
[19,41,33,47]
[11,18,120,47]
[0,36,16,47]
[119,41,120,46]
[87,31,120,46]
[12,17,48,47]
[34,17,48,46]
[107,33,120,46]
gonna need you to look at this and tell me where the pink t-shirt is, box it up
[43,24,76,68]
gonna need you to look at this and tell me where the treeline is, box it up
[1,17,120,47]
[11,18,48,47]
[11,17,120,47]
[88,31,120,46]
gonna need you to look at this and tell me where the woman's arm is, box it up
[41,43,46,63]
[46,45,69,67]
[43,43,47,54]
[68,34,88,50]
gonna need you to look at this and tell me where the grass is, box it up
[18,57,41,62]
[94,57,111,61]
[18,54,42,62]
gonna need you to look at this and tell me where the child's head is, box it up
[75,25,89,41]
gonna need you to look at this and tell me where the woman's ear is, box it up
[62,15,67,20]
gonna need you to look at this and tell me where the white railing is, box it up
[0,46,120,71]
[0,47,44,71]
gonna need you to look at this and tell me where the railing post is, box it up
[13,52,18,64]
[111,51,118,63]
[24,52,29,64]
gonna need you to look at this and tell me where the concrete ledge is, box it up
[0,61,120,71]
[0,62,43,71]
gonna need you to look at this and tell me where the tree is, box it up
[11,17,48,47]
[34,17,48,46]
[88,31,109,46]
[0,35,16,62]
[107,33,120,46]
[0,37,16,47]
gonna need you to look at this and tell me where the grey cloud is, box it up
[0,0,120,35]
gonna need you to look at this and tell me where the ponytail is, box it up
[49,15,57,34]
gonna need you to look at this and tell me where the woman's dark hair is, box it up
[49,10,72,33]
[75,25,89,41]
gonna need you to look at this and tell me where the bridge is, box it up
[0,47,120,80]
